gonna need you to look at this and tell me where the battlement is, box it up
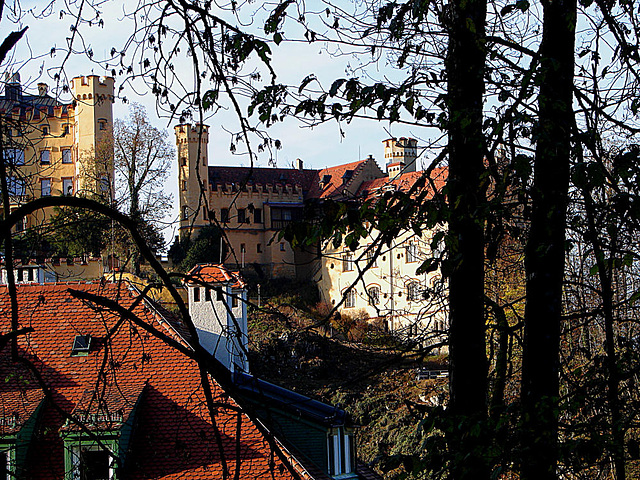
[175,123,209,144]
[71,76,115,103]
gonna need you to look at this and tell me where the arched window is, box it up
[367,286,380,306]
[344,289,356,308]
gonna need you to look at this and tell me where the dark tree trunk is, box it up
[445,0,489,477]
[521,1,576,478]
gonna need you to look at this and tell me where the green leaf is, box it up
[273,32,283,45]
[298,74,316,93]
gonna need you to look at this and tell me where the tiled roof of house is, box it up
[357,167,448,200]
[208,165,319,193]
[310,160,368,199]
[184,263,247,288]
[0,281,298,479]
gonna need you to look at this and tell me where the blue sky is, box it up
[4,1,430,242]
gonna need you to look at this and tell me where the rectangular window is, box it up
[182,206,189,220]
[406,243,418,263]
[232,293,239,308]
[42,125,48,135]
[205,288,211,302]
[63,124,69,135]
[4,148,24,166]
[99,175,110,193]
[343,253,354,272]
[237,208,246,224]
[254,208,262,224]
[40,150,50,164]
[182,180,188,191]
[62,177,74,195]
[216,287,224,302]
[181,157,187,166]
[0,445,14,480]
[71,445,114,480]
[194,287,200,302]
[407,282,421,301]
[62,148,72,163]
[7,177,25,197]
[367,248,378,268]
[257,243,262,253]
[41,178,51,197]
[280,242,285,252]
[328,429,355,476]
[220,208,229,223]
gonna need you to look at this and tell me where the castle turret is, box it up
[175,123,210,236]
[71,75,115,193]
[383,137,418,179]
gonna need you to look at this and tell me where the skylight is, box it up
[71,335,92,356]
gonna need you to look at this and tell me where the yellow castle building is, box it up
[1,73,115,231]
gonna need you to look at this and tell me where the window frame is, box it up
[237,208,247,224]
[4,148,24,166]
[327,427,356,477]
[62,177,74,196]
[342,253,354,272]
[407,281,421,302]
[253,208,262,224]
[367,286,380,306]
[40,149,51,164]
[41,178,51,197]
[62,148,72,164]
[344,289,356,309]
[406,243,418,263]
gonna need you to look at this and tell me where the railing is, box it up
[415,368,449,381]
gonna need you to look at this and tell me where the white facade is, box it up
[186,271,249,373]
[318,227,448,349]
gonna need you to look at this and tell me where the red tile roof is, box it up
[310,160,367,199]
[184,264,246,288]
[0,281,297,479]
[357,167,448,200]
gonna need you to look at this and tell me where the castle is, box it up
[176,128,448,342]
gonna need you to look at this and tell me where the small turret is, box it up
[383,137,418,179]
[175,123,210,237]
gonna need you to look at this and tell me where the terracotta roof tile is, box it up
[184,264,246,288]
[0,281,299,479]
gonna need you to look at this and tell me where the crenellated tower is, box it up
[71,75,115,194]
[383,137,418,179]
[175,123,210,237]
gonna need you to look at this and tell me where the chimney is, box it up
[37,83,49,96]
[295,158,304,170]
[5,72,21,101]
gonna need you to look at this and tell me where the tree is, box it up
[113,103,172,222]
[113,103,174,272]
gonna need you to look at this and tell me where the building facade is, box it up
[176,131,447,339]
[1,74,114,231]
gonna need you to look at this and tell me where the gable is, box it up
[0,282,298,479]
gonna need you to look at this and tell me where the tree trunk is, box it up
[521,1,576,478]
[445,0,489,477]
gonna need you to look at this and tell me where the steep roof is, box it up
[0,281,298,479]
[184,263,246,288]
[311,160,368,199]
[357,167,448,200]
